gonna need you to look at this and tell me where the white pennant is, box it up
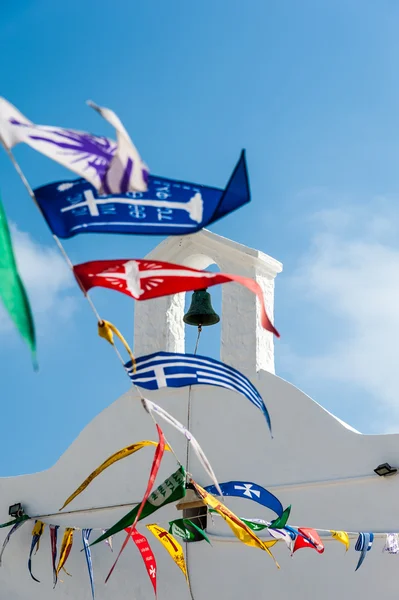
[268,528,295,552]
[383,533,399,554]
[142,398,223,497]
[87,101,148,193]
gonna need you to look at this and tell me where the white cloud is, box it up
[282,195,399,431]
[0,225,78,335]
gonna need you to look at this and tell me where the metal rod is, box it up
[0,139,103,323]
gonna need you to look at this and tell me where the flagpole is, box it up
[183,325,202,600]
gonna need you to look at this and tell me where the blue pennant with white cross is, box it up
[125,351,271,434]
[204,481,283,518]
[33,151,250,238]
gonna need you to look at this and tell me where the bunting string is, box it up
[2,510,397,539]
[0,137,135,374]
[1,501,398,595]
[0,137,186,491]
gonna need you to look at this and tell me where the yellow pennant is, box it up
[330,530,350,551]
[146,524,189,583]
[60,440,171,510]
[31,521,45,552]
[98,319,136,372]
[56,528,74,577]
[191,480,279,568]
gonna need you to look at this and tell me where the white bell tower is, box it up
[133,229,283,374]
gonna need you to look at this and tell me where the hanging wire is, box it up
[1,141,185,469]
[141,399,184,468]
[185,324,202,470]
[185,324,202,600]
[0,141,103,323]
[4,503,395,542]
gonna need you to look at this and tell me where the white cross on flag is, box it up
[74,258,279,336]
[234,484,261,499]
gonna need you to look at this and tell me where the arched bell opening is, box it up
[182,254,222,360]
[133,229,281,374]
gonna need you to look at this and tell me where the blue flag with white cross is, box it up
[34,151,250,238]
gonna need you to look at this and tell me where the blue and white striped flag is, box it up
[355,532,374,571]
[125,351,271,433]
[82,529,95,600]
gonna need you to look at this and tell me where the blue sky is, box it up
[2,0,399,475]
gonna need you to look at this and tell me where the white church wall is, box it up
[1,373,399,600]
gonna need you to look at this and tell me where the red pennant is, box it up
[128,528,157,597]
[293,528,324,554]
[73,259,279,337]
[105,424,166,583]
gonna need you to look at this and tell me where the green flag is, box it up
[91,466,186,547]
[209,510,269,532]
[0,198,36,366]
[208,505,291,533]
[270,505,291,529]
[169,518,211,544]
[241,518,269,532]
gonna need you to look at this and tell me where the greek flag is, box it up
[125,351,271,433]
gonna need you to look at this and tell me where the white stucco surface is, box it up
[2,231,398,599]
[2,377,399,600]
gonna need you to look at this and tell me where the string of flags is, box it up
[0,463,397,599]
[0,93,390,600]
[0,95,278,367]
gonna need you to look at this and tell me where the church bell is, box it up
[183,289,220,327]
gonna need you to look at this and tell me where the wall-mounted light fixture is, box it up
[8,503,25,519]
[374,463,398,477]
